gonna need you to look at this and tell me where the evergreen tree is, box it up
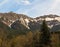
[40,20,51,47]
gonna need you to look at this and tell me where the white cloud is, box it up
[51,0,60,10]
[22,0,30,5]
[45,0,60,15]
[15,0,60,17]
[15,0,31,5]
[0,0,8,6]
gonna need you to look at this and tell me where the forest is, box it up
[0,20,60,47]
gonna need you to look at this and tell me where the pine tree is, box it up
[40,20,51,47]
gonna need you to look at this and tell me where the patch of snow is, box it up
[25,18,29,24]
[45,17,54,21]
[9,24,11,28]
[33,19,37,22]
[55,17,60,22]
[48,25,53,28]
[24,18,30,29]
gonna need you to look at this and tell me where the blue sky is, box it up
[0,0,60,17]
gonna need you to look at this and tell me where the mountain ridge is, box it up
[0,12,60,31]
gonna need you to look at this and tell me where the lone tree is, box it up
[40,20,51,47]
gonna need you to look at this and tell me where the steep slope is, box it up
[0,21,11,40]
[28,21,41,31]
[11,20,30,32]
[51,24,60,31]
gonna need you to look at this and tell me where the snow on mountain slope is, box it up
[0,13,60,31]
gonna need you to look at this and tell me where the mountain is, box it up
[0,12,60,31]
[0,12,32,27]
[51,24,60,31]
